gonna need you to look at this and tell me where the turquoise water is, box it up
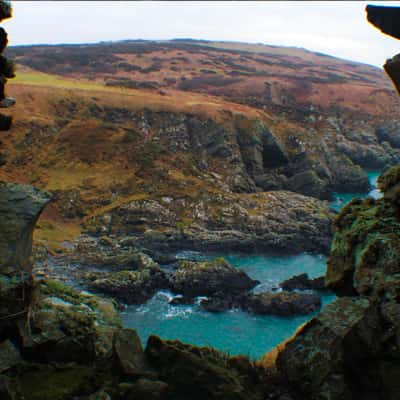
[121,253,335,359]
[122,170,382,359]
[330,170,382,212]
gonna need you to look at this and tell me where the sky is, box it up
[3,1,400,68]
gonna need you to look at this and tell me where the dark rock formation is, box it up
[280,273,325,291]
[85,267,168,304]
[277,164,400,399]
[243,292,321,316]
[0,1,13,132]
[145,335,265,400]
[366,5,400,40]
[74,236,160,270]
[85,190,334,255]
[169,258,259,297]
[0,182,51,337]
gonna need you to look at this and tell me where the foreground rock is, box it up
[21,279,122,362]
[170,258,259,297]
[145,335,266,400]
[277,164,400,399]
[0,181,51,334]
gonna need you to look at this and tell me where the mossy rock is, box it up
[17,364,102,400]
[327,196,400,296]
[23,280,121,363]
[145,335,264,400]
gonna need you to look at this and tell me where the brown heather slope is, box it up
[2,39,400,253]
[7,39,400,116]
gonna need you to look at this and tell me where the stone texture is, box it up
[169,258,258,297]
[145,335,264,400]
[113,328,151,377]
[0,340,21,372]
[280,273,325,291]
[243,291,321,316]
[86,267,168,304]
[21,280,121,363]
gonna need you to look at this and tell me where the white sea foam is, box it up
[164,305,193,319]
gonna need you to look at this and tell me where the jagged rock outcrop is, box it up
[280,273,325,291]
[84,190,334,255]
[276,167,400,399]
[275,11,400,399]
[85,268,168,304]
[0,182,50,334]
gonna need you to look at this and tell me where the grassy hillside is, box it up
[7,39,400,117]
[2,39,399,252]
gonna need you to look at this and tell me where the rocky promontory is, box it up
[83,189,334,255]
[276,163,400,399]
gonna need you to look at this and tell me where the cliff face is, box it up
[0,87,335,255]
[276,166,400,399]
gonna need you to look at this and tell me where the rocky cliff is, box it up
[274,7,400,399]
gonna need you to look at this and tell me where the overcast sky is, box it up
[3,1,400,67]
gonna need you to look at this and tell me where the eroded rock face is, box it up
[277,165,400,399]
[326,195,400,296]
[0,182,51,336]
[0,182,51,273]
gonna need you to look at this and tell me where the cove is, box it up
[121,170,382,360]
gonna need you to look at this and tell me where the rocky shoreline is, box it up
[4,151,400,400]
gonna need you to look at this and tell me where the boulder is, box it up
[280,273,325,291]
[75,237,160,271]
[87,268,168,304]
[200,293,238,313]
[285,170,331,199]
[243,291,321,316]
[21,279,121,363]
[113,328,153,378]
[169,258,258,297]
[145,335,264,400]
[277,297,377,399]
[326,194,400,296]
